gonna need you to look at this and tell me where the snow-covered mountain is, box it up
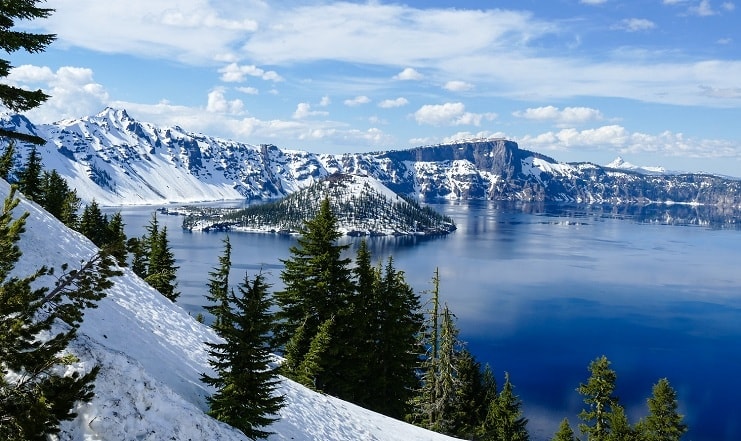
[605,156,668,175]
[1,177,457,441]
[3,107,741,206]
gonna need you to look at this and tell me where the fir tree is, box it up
[606,404,637,441]
[78,200,108,247]
[104,212,128,266]
[0,140,16,180]
[205,236,232,327]
[578,355,619,441]
[145,225,179,301]
[481,372,530,441]
[39,169,79,228]
[202,270,284,440]
[0,0,56,145]
[552,418,577,441]
[17,145,43,201]
[126,236,147,278]
[450,348,491,439]
[294,317,334,391]
[0,188,119,440]
[636,378,687,441]
[274,198,353,395]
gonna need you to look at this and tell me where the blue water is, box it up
[112,201,741,440]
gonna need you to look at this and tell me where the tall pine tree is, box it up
[552,418,577,441]
[578,355,619,441]
[274,198,353,396]
[0,140,16,180]
[636,378,687,441]
[17,145,43,202]
[480,372,530,441]
[145,225,179,301]
[202,269,284,440]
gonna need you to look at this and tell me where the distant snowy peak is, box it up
[605,156,668,175]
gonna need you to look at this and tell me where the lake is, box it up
[110,201,741,441]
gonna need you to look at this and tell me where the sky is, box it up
[5,0,741,176]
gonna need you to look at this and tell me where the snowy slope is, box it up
[1,178,457,441]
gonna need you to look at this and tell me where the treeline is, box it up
[202,198,689,441]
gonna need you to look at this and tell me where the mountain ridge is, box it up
[2,107,740,207]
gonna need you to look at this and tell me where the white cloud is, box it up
[443,80,474,92]
[442,131,507,144]
[292,102,328,119]
[722,2,735,11]
[218,63,283,82]
[518,125,740,159]
[7,65,109,122]
[319,96,331,106]
[344,95,371,106]
[414,102,496,126]
[236,86,258,95]
[378,97,409,108]
[689,0,717,16]
[580,0,607,4]
[206,89,244,114]
[614,18,656,32]
[513,106,604,125]
[393,68,423,81]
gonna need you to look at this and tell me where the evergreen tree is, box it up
[126,236,147,279]
[606,404,637,441]
[0,140,16,180]
[39,169,80,228]
[0,0,56,145]
[205,236,232,326]
[78,200,108,247]
[0,188,119,440]
[451,348,490,439]
[17,145,43,201]
[104,211,128,266]
[636,378,687,441]
[202,270,284,440]
[294,317,334,391]
[552,418,577,441]
[578,355,619,441]
[481,372,530,441]
[145,225,179,301]
[274,198,353,395]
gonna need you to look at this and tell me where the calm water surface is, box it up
[111,201,741,441]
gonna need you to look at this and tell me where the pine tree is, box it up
[451,348,490,439]
[104,212,128,266]
[293,317,334,391]
[274,198,353,395]
[606,404,637,441]
[78,200,108,247]
[202,270,284,440]
[127,236,147,278]
[145,225,179,301]
[17,145,43,201]
[636,378,687,441]
[578,355,619,441]
[0,140,16,180]
[204,236,232,327]
[481,372,530,441]
[39,170,80,228]
[552,418,577,441]
[0,0,56,145]
[0,188,119,440]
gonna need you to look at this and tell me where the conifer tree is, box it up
[606,404,637,441]
[274,198,353,395]
[0,140,16,180]
[481,372,530,441]
[104,212,128,266]
[552,418,577,441]
[17,145,43,201]
[126,236,147,278]
[451,348,491,439]
[145,225,179,301]
[578,355,619,441]
[202,270,284,440]
[39,169,80,228]
[0,188,119,440]
[78,200,108,247]
[205,236,231,326]
[293,317,334,391]
[0,0,56,145]
[636,378,687,441]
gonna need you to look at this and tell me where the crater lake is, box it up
[110,200,741,441]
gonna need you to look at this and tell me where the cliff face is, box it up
[2,109,740,206]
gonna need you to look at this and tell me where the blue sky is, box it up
[6,0,741,176]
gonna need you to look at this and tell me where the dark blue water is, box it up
[111,201,741,441]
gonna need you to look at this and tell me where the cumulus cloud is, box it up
[414,102,496,126]
[293,102,329,119]
[393,67,423,81]
[518,125,740,159]
[689,0,717,16]
[443,80,474,92]
[206,88,244,114]
[344,95,371,106]
[218,63,283,82]
[236,86,259,95]
[378,97,409,108]
[614,18,656,32]
[513,106,604,125]
[7,65,109,122]
[319,96,331,106]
